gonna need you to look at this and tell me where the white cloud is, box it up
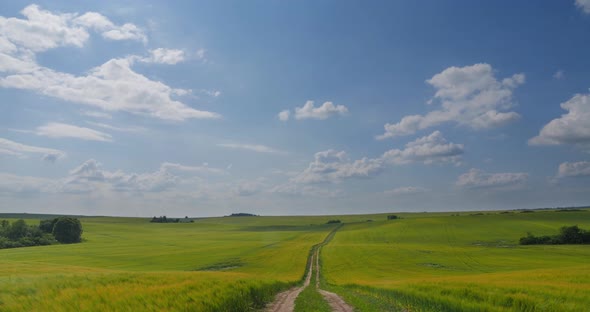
[35,122,112,142]
[140,48,185,64]
[0,5,217,122]
[0,5,89,53]
[278,110,290,121]
[101,23,146,43]
[456,168,528,189]
[294,101,348,120]
[0,137,65,161]
[384,186,429,196]
[553,70,565,80]
[0,5,144,55]
[217,143,286,154]
[529,93,590,148]
[0,57,221,121]
[377,63,524,139]
[292,150,384,184]
[73,12,146,43]
[382,131,464,165]
[557,161,590,178]
[576,0,590,13]
[288,131,462,185]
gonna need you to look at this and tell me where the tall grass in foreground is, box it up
[0,271,290,312]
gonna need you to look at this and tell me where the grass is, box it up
[321,209,590,311]
[1,209,589,311]
[0,215,349,311]
[294,257,332,312]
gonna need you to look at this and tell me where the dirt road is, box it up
[265,225,353,312]
[264,252,314,312]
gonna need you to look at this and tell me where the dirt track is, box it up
[265,225,353,312]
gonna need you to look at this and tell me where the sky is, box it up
[1,1,590,217]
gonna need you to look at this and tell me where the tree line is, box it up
[520,225,590,245]
[0,217,83,249]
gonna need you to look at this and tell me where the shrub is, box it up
[519,225,590,245]
[52,217,83,244]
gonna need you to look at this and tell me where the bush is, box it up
[52,217,83,244]
[39,219,57,233]
[326,220,341,224]
[387,215,399,220]
[519,225,590,245]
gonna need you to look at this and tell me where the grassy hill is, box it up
[0,209,589,311]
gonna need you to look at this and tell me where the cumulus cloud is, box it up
[0,5,219,122]
[140,48,185,64]
[576,0,590,13]
[35,122,112,142]
[217,143,286,154]
[382,131,464,165]
[0,5,145,54]
[288,131,463,185]
[556,161,590,178]
[0,137,65,161]
[1,57,220,121]
[529,93,590,148]
[278,110,290,121]
[291,150,384,184]
[279,101,348,121]
[295,101,348,120]
[384,186,429,196]
[377,63,524,139]
[456,168,528,189]
[72,11,146,43]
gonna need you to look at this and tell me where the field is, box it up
[321,210,590,311]
[0,209,589,311]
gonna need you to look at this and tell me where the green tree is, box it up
[7,219,28,240]
[52,217,83,243]
[39,219,56,233]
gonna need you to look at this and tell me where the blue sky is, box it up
[1,1,590,217]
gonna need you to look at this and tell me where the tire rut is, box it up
[265,224,353,312]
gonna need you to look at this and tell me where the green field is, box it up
[0,209,589,311]
[322,210,590,311]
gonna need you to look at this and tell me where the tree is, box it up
[52,217,83,243]
[39,219,55,233]
[7,219,28,240]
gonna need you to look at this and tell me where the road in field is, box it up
[265,225,353,312]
